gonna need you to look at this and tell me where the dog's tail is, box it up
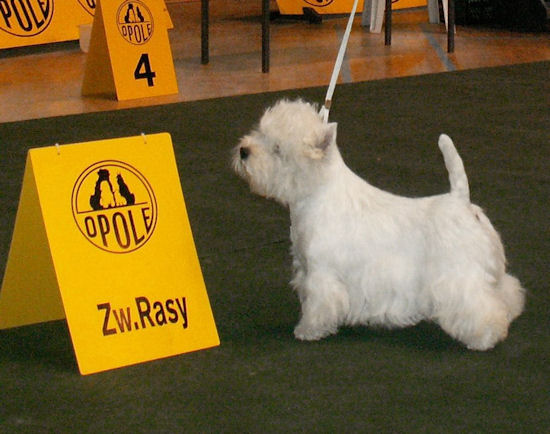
[438,134,470,202]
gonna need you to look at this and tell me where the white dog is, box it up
[232,99,524,350]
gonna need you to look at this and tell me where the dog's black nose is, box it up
[240,146,250,160]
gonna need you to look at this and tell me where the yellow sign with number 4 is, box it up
[82,0,178,101]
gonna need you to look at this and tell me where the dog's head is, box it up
[232,99,338,206]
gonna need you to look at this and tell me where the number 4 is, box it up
[134,54,156,87]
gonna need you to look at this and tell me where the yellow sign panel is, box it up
[0,1,172,49]
[275,0,426,14]
[0,133,219,375]
[75,0,174,28]
[276,0,365,14]
[82,0,178,101]
[77,0,96,17]
[0,1,90,48]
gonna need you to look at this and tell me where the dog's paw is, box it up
[294,322,334,341]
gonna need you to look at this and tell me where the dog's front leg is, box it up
[293,270,349,341]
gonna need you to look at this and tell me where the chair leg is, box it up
[262,0,270,73]
[428,0,440,23]
[201,0,209,64]
[369,0,385,33]
[442,0,449,30]
[384,0,392,45]
[447,0,455,52]
[361,0,372,27]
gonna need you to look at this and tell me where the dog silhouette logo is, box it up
[0,0,54,37]
[77,0,95,16]
[116,0,153,45]
[71,160,157,253]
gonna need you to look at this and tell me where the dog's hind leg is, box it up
[432,277,511,350]
[293,270,349,341]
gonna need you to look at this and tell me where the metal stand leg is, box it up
[201,0,209,64]
[384,0,392,45]
[262,0,270,72]
[447,0,455,53]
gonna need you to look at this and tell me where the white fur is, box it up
[232,99,525,350]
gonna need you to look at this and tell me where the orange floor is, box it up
[0,0,548,123]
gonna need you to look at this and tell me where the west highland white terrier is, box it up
[232,99,525,350]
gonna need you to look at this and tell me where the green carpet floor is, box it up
[0,61,549,432]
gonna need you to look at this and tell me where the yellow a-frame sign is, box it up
[82,0,178,101]
[0,0,173,49]
[0,133,219,375]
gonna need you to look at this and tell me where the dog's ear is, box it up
[305,122,337,159]
[320,122,337,150]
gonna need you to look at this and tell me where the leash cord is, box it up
[321,0,360,123]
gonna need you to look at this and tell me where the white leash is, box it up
[320,0,360,123]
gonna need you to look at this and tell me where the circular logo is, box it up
[77,0,95,16]
[303,0,334,7]
[304,0,334,8]
[71,160,158,254]
[116,0,153,45]
[0,0,54,37]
